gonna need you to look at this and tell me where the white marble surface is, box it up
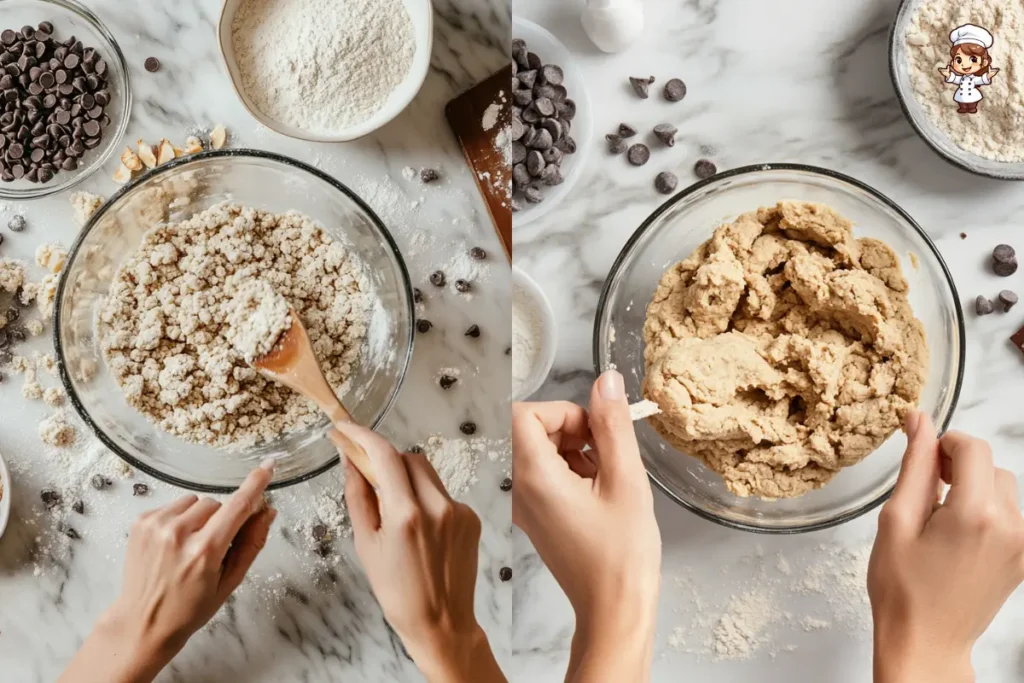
[512,0,1024,681]
[0,1,511,681]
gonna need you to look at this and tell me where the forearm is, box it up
[409,624,507,683]
[873,628,973,683]
[58,606,175,683]
[567,602,656,683]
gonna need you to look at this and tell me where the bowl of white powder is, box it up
[512,266,557,401]
[219,0,433,142]
[54,150,415,492]
[891,0,1024,178]
[0,448,10,540]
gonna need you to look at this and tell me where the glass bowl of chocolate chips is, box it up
[0,0,130,199]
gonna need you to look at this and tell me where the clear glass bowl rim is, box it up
[0,0,133,198]
[592,162,966,534]
[53,148,416,493]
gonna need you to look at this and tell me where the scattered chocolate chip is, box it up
[63,525,80,540]
[608,136,627,154]
[420,168,440,183]
[976,296,994,315]
[311,523,328,540]
[439,375,458,390]
[626,143,650,166]
[1012,324,1024,355]
[469,247,486,261]
[132,483,149,496]
[499,566,513,582]
[408,445,425,455]
[499,477,512,492]
[413,287,423,303]
[429,270,446,287]
[960,232,967,240]
[7,214,24,232]
[653,123,677,147]
[72,500,84,515]
[144,56,160,73]
[460,421,477,435]
[313,540,331,557]
[618,123,637,138]
[663,78,687,102]
[90,474,110,490]
[40,488,61,509]
[465,324,481,338]
[505,346,511,356]
[455,279,471,293]
[629,75,655,98]
[416,319,432,333]
[694,159,717,179]
[999,290,1018,311]
[655,171,678,194]
[994,258,1018,277]
[8,328,24,343]
[994,244,1015,263]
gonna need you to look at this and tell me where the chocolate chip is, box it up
[460,421,477,435]
[40,488,61,509]
[420,168,439,183]
[655,171,678,194]
[37,22,53,35]
[664,78,687,102]
[413,287,423,303]
[694,159,717,179]
[455,279,471,293]
[439,375,458,390]
[416,319,432,333]
[469,247,486,260]
[523,185,544,204]
[499,567,513,582]
[408,445,424,454]
[618,123,637,138]
[465,324,481,338]
[63,526,80,540]
[429,270,446,287]
[499,477,512,492]
[311,523,328,540]
[72,500,84,515]
[994,258,1018,277]
[653,123,677,147]
[629,75,655,98]
[976,296,994,315]
[999,290,1018,311]
[627,143,650,166]
[0,30,15,46]
[144,56,160,73]
[7,214,24,231]
[960,232,967,240]
[90,474,110,490]
[132,483,149,496]
[993,244,1016,263]
[540,64,563,85]
[1011,324,1024,354]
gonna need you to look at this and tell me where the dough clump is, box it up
[643,201,928,499]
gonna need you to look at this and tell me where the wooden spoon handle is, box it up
[327,428,377,489]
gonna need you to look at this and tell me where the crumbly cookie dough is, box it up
[643,201,928,499]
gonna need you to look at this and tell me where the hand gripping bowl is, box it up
[594,164,965,533]
[54,150,414,492]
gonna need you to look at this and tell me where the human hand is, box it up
[990,67,1000,78]
[939,65,951,78]
[868,411,1024,683]
[335,424,505,683]
[512,370,661,683]
[58,464,277,683]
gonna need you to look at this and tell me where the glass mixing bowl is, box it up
[0,0,131,199]
[54,150,414,492]
[594,164,965,533]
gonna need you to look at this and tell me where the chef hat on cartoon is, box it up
[949,24,994,49]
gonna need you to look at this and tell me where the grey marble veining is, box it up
[513,0,1024,681]
[0,1,510,681]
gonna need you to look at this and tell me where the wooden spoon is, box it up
[250,308,376,487]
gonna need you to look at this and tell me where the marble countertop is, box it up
[0,1,510,682]
[512,0,1024,681]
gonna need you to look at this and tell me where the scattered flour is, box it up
[482,102,501,131]
[710,589,779,660]
[629,399,662,421]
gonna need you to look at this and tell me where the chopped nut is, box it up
[157,139,175,165]
[112,164,133,184]
[210,124,228,150]
[184,136,203,155]
[172,145,185,158]
[137,139,157,169]
[121,147,142,172]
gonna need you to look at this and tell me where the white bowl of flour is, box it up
[219,0,433,142]
[512,266,557,401]
[0,449,11,540]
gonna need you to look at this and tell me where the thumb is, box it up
[587,370,645,490]
[345,456,382,536]
[884,410,941,536]
[218,506,277,598]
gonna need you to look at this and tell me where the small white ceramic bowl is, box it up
[218,0,433,142]
[512,17,592,228]
[0,449,11,540]
[512,266,557,401]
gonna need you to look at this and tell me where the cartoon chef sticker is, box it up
[939,23,1000,114]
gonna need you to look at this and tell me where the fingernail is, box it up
[598,370,625,400]
[259,457,277,473]
[904,410,921,439]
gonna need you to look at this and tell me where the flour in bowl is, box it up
[99,203,373,449]
[231,0,416,134]
[225,279,293,364]
[512,285,543,395]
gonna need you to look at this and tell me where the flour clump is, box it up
[225,279,293,364]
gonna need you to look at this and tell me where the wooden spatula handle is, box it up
[327,428,377,489]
